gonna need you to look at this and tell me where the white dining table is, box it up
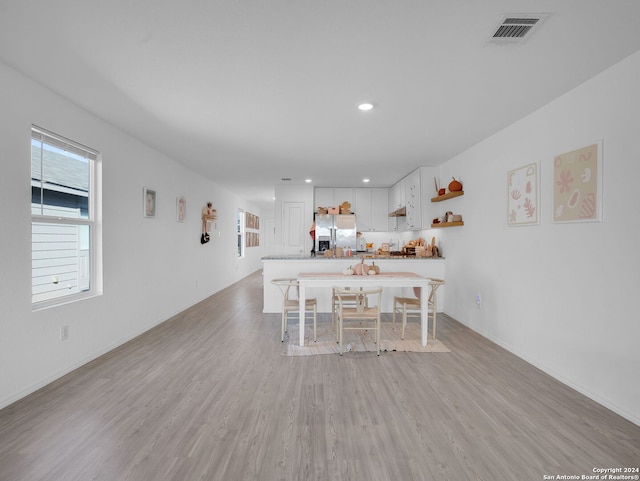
[297,272,431,347]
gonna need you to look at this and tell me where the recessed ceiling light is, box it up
[305,179,312,183]
[358,103,374,111]
[362,178,370,183]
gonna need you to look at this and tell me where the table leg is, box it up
[420,283,428,346]
[298,283,306,346]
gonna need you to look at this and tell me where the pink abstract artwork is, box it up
[508,163,538,226]
[553,143,601,223]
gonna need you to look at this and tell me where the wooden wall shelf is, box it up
[431,191,464,202]
[431,221,464,228]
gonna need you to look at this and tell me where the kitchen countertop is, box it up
[262,254,444,260]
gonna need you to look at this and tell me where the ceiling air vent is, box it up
[485,14,549,45]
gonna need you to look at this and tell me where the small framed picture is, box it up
[144,188,156,218]
[176,196,186,222]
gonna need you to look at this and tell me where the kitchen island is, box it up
[262,255,445,313]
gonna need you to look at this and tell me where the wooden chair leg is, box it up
[432,298,437,340]
[281,311,286,342]
[339,314,343,355]
[401,303,408,339]
[433,313,436,340]
[376,314,381,356]
[392,299,397,327]
[331,295,336,329]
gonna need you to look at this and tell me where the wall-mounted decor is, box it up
[143,188,156,218]
[176,196,186,222]
[246,231,260,247]
[201,202,217,244]
[244,212,260,247]
[245,212,259,230]
[507,163,538,226]
[553,141,603,223]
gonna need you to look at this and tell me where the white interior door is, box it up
[283,202,306,256]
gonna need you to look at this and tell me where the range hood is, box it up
[388,206,406,217]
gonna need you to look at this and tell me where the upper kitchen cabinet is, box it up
[405,169,422,230]
[388,179,406,231]
[314,188,333,211]
[334,188,354,211]
[314,188,354,212]
[389,179,405,212]
[388,169,422,231]
[354,188,389,232]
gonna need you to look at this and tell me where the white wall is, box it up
[434,50,640,425]
[0,61,264,408]
[2,49,639,425]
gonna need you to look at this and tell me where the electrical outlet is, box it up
[475,294,481,307]
[60,325,69,341]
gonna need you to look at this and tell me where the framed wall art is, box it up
[245,212,259,230]
[245,212,260,247]
[507,162,539,226]
[176,196,186,222]
[143,188,156,218]
[245,232,260,247]
[553,141,603,223]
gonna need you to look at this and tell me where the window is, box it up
[237,210,245,258]
[31,126,101,307]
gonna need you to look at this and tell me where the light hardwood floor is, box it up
[1,271,638,481]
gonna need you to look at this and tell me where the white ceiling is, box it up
[2,1,640,210]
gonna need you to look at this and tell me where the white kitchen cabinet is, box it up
[388,179,406,232]
[354,188,372,230]
[314,188,354,212]
[354,188,389,232]
[405,169,422,230]
[314,188,334,211]
[333,188,354,210]
[389,179,405,211]
[370,188,389,231]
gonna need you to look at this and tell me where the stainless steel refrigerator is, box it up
[315,214,357,254]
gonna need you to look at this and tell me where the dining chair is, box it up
[333,286,383,356]
[331,287,366,333]
[392,278,445,340]
[271,278,317,342]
